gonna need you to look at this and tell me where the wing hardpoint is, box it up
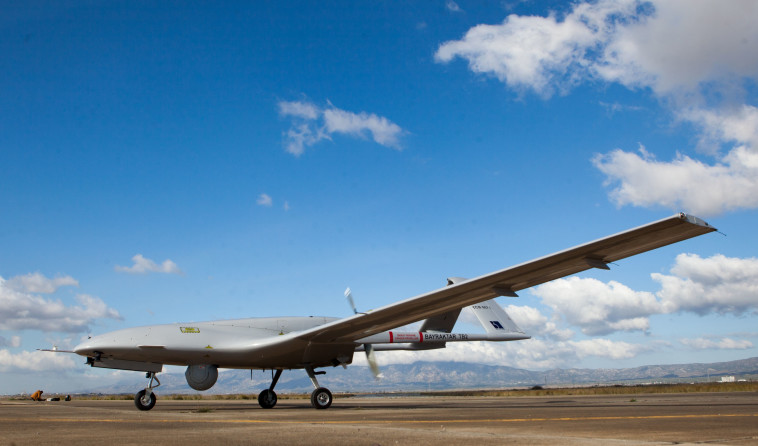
[297,213,716,344]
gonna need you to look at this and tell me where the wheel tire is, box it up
[258,389,277,409]
[134,389,156,411]
[310,387,332,409]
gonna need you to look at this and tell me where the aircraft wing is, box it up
[296,213,716,344]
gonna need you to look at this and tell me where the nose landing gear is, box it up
[257,369,283,409]
[134,372,160,411]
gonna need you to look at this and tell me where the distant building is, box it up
[720,376,735,383]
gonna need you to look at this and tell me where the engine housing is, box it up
[185,364,218,391]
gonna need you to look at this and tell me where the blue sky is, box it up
[2,0,758,394]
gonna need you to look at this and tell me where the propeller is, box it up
[345,287,358,315]
[344,287,381,379]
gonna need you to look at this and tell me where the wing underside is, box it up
[293,213,715,344]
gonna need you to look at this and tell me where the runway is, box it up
[2,392,757,445]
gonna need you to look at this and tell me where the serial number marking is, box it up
[423,333,468,341]
[180,327,200,334]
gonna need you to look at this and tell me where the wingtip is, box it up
[678,212,717,231]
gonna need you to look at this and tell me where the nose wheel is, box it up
[258,388,277,408]
[134,372,160,411]
[257,369,283,409]
[134,389,156,410]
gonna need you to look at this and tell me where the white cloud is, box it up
[435,0,635,97]
[437,1,758,215]
[322,108,403,148]
[5,272,78,294]
[533,276,661,335]
[531,254,758,335]
[598,101,644,116]
[0,349,77,372]
[504,304,574,340]
[278,100,320,120]
[569,338,650,360]
[278,100,405,156]
[359,337,651,371]
[593,143,758,216]
[256,193,273,207]
[596,0,758,95]
[445,1,462,13]
[684,105,758,154]
[436,0,758,98]
[0,276,121,333]
[680,337,753,350]
[115,254,183,275]
[654,253,758,316]
[594,102,758,216]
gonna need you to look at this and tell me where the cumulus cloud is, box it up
[596,0,758,95]
[436,0,758,98]
[351,301,654,370]
[436,1,758,215]
[278,100,405,156]
[654,253,758,315]
[356,337,651,370]
[0,349,77,372]
[532,254,758,335]
[680,337,753,350]
[594,104,758,216]
[5,272,78,294]
[0,276,122,333]
[115,254,182,275]
[435,0,637,97]
[504,304,574,340]
[685,105,758,153]
[593,142,758,216]
[533,277,660,335]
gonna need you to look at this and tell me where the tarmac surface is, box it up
[2,392,757,445]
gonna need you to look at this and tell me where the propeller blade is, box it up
[345,287,380,378]
[365,344,381,380]
[345,287,358,315]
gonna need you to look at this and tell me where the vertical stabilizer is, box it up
[470,299,524,334]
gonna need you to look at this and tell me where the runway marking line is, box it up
[3,413,757,425]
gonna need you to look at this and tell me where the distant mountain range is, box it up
[87,356,758,395]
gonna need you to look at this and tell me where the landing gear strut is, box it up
[258,369,282,409]
[306,366,332,409]
[134,372,160,411]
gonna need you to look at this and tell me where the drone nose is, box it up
[73,341,92,356]
[74,336,105,356]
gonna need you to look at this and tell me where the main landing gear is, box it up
[306,366,332,409]
[134,372,160,411]
[256,367,333,409]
